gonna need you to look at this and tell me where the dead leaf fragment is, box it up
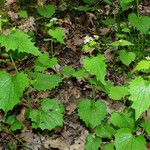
[43,137,69,150]
[5,0,16,6]
[100,27,110,35]
[104,49,114,62]
[18,17,35,32]
[16,107,26,122]
[70,130,88,150]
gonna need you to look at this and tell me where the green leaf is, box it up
[61,66,76,77]
[141,121,150,136]
[115,128,146,150]
[111,39,133,47]
[133,60,150,72]
[110,111,135,130]
[72,69,89,78]
[5,115,22,131]
[77,99,107,128]
[29,99,64,130]
[85,133,101,150]
[89,78,113,94]
[37,5,55,18]
[83,0,98,4]
[119,50,136,66]
[128,13,150,34]
[122,27,130,33]
[0,29,41,56]
[103,0,113,6]
[62,66,88,78]
[129,77,150,119]
[83,55,106,84]
[0,71,29,112]
[95,123,116,138]
[35,52,58,72]
[31,73,63,91]
[119,0,134,11]
[77,5,94,11]
[109,86,129,100]
[18,10,28,18]
[102,17,115,26]
[102,143,115,150]
[0,124,3,132]
[48,28,65,44]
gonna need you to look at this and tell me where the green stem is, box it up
[10,53,18,73]
[145,111,148,121]
[50,39,54,57]
[136,0,139,17]
[92,88,96,100]
[91,100,95,109]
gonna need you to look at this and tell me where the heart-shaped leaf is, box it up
[102,143,115,150]
[37,5,55,18]
[85,133,101,150]
[109,85,129,100]
[129,77,150,119]
[83,54,106,85]
[0,71,29,112]
[5,115,23,131]
[128,13,150,34]
[48,28,65,44]
[119,0,134,11]
[30,73,63,91]
[35,52,58,72]
[115,128,146,150]
[110,111,135,130]
[29,99,64,130]
[119,50,136,66]
[77,99,107,128]
[95,123,116,138]
[0,29,41,56]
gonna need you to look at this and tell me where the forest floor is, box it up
[0,0,150,149]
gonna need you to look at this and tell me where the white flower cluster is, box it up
[83,35,94,44]
[83,35,99,44]
[146,56,150,61]
[50,17,58,22]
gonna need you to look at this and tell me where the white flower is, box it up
[84,35,94,44]
[94,35,99,40]
[146,56,150,61]
[50,17,58,22]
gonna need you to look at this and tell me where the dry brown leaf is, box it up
[100,27,110,35]
[36,91,49,100]
[8,11,18,21]
[66,103,76,115]
[37,0,44,6]
[66,36,83,52]
[20,130,34,143]
[18,17,35,32]
[43,137,69,150]
[104,100,126,114]
[70,130,88,150]
[104,49,114,62]
[5,0,20,11]
[16,107,26,122]
[5,0,16,6]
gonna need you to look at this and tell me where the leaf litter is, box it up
[1,0,150,149]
